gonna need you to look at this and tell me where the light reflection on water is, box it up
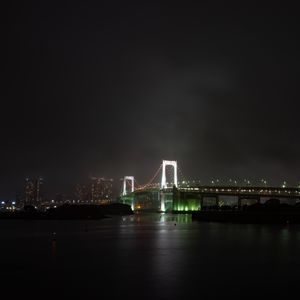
[120,213,192,227]
[0,214,300,299]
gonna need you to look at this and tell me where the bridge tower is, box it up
[160,160,178,212]
[161,160,178,189]
[122,176,135,196]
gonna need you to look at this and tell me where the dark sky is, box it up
[2,1,300,198]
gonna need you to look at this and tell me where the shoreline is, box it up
[0,203,133,220]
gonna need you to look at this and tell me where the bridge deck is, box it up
[138,185,300,198]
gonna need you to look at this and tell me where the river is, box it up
[0,213,299,299]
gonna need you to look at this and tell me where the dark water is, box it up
[1,213,300,299]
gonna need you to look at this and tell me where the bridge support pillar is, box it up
[160,191,166,212]
[199,195,203,210]
[238,196,242,210]
[216,195,220,208]
[257,197,261,204]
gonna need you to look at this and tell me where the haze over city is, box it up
[2,1,300,200]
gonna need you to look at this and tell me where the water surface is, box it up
[0,213,299,299]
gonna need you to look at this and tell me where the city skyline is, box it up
[2,161,300,203]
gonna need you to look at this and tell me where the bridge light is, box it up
[282,181,287,188]
[261,179,267,186]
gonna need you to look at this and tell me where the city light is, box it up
[282,181,287,188]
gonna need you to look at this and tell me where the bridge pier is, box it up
[257,196,261,204]
[238,196,261,210]
[199,195,203,210]
[160,191,166,212]
[238,196,242,210]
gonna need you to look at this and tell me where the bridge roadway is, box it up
[169,185,300,198]
[134,185,300,199]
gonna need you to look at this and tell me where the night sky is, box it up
[2,1,300,198]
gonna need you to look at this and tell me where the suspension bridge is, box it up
[119,160,300,212]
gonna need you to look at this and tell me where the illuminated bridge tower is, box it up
[122,176,135,210]
[161,160,178,189]
[160,160,178,212]
[122,176,135,196]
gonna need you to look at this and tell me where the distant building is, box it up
[73,177,113,204]
[90,177,113,204]
[24,177,43,208]
[74,184,90,203]
[15,194,22,208]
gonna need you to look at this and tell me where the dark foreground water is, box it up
[1,213,300,299]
